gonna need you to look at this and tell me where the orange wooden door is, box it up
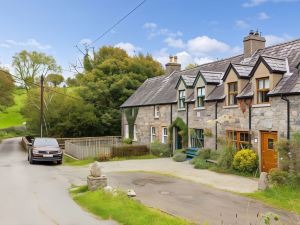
[261,132,278,172]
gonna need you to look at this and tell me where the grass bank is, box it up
[245,185,300,215]
[70,186,195,225]
[63,154,158,166]
[0,89,26,129]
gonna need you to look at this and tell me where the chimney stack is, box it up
[165,55,181,75]
[243,30,266,58]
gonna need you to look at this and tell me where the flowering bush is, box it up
[233,149,258,173]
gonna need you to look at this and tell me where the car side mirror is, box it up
[28,143,32,146]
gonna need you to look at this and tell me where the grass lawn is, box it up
[63,154,158,166]
[0,89,26,129]
[70,186,195,225]
[245,185,300,215]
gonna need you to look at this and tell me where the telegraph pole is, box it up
[40,75,44,137]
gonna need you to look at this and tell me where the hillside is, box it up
[0,89,26,129]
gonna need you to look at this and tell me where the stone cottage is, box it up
[120,31,300,172]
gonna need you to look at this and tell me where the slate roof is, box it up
[201,71,223,84]
[181,74,197,87]
[121,38,300,107]
[237,82,254,99]
[232,64,253,78]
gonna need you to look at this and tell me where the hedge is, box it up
[111,145,149,157]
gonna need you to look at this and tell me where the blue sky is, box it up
[0,0,299,77]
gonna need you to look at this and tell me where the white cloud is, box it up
[79,38,92,46]
[164,37,185,49]
[258,12,270,20]
[143,22,157,30]
[0,38,51,50]
[265,34,293,46]
[187,36,230,56]
[243,0,298,7]
[243,0,267,7]
[194,57,214,65]
[114,42,142,56]
[153,48,170,66]
[176,51,195,68]
[235,20,250,29]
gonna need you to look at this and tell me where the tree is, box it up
[0,69,15,111]
[46,74,64,87]
[185,63,198,70]
[78,46,164,135]
[12,50,61,90]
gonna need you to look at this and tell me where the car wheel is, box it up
[57,160,62,165]
[29,153,34,164]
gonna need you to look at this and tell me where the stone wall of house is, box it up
[122,95,300,156]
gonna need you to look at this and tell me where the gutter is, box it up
[281,95,290,140]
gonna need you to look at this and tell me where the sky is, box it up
[0,0,299,78]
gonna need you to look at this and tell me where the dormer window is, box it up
[228,82,238,105]
[154,105,160,118]
[178,90,185,109]
[197,87,205,107]
[257,78,269,103]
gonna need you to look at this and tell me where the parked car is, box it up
[28,138,63,164]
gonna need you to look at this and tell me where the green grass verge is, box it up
[245,185,300,215]
[0,89,26,129]
[63,154,158,166]
[70,186,195,225]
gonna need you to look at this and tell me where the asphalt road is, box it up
[0,138,117,225]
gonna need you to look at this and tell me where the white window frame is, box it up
[150,126,156,142]
[154,105,160,118]
[178,90,185,109]
[162,127,168,144]
[133,124,137,141]
[124,125,129,139]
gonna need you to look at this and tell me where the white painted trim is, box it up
[194,107,205,111]
[223,105,238,109]
[252,103,271,108]
[177,109,186,111]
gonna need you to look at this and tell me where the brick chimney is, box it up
[243,30,266,58]
[165,55,181,75]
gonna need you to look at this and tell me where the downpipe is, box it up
[281,95,290,140]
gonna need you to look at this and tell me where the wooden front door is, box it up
[261,131,278,172]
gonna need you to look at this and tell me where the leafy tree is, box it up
[12,50,61,90]
[78,46,164,135]
[66,77,79,87]
[185,63,198,70]
[46,74,64,87]
[0,69,14,111]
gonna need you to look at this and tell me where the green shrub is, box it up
[193,158,211,169]
[210,151,220,160]
[175,149,186,154]
[218,145,236,169]
[268,169,291,186]
[150,141,171,157]
[111,145,149,157]
[122,138,132,144]
[198,148,211,159]
[172,153,186,162]
[232,149,258,173]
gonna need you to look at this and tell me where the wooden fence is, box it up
[64,136,122,160]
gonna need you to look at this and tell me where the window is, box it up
[190,129,204,148]
[162,127,168,144]
[228,82,238,105]
[124,125,129,139]
[178,90,185,109]
[227,130,250,150]
[197,87,205,108]
[268,138,274,150]
[154,105,160,118]
[133,125,137,141]
[257,78,270,103]
[150,127,156,142]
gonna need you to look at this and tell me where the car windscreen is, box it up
[34,138,59,147]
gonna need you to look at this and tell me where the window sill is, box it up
[177,109,186,112]
[223,105,238,109]
[194,107,205,111]
[154,117,160,119]
[252,103,271,108]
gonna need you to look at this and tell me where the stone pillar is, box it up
[87,162,108,191]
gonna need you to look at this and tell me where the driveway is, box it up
[61,157,258,193]
[0,138,117,225]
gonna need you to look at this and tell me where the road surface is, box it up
[0,138,117,225]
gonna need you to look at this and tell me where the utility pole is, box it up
[40,75,44,137]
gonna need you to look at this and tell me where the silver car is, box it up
[28,138,63,164]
